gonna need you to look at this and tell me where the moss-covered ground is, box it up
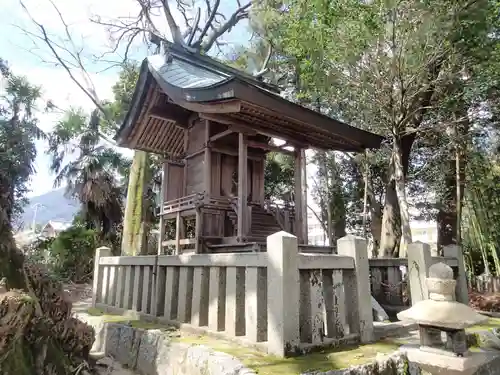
[465,317,500,332]
[84,308,500,375]
[85,308,400,374]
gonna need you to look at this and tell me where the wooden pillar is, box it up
[183,128,189,195]
[195,209,203,253]
[175,211,183,255]
[237,133,248,238]
[158,162,169,255]
[204,120,211,196]
[294,149,308,244]
[301,149,308,244]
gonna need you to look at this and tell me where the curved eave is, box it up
[116,59,154,146]
[117,57,384,152]
[160,77,384,151]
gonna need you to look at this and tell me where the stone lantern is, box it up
[397,262,487,357]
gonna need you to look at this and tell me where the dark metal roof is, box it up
[116,43,384,151]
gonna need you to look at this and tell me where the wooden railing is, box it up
[264,200,295,233]
[162,193,203,214]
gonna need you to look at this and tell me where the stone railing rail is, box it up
[92,233,373,357]
[92,236,466,358]
[368,250,462,311]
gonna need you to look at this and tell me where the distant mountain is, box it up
[18,188,80,229]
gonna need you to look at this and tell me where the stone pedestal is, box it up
[419,325,442,347]
[401,345,500,375]
[398,261,492,373]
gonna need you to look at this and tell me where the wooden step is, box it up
[206,242,263,253]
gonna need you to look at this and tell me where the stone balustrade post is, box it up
[92,246,112,307]
[443,244,469,304]
[266,231,300,357]
[337,235,374,343]
[407,242,432,304]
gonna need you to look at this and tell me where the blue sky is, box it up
[1,0,250,197]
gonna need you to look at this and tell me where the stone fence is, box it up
[368,244,468,313]
[92,233,373,357]
[91,234,466,358]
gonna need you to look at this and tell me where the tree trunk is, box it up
[379,134,416,258]
[328,154,346,244]
[393,139,413,257]
[318,152,333,245]
[121,150,150,255]
[438,122,467,248]
[369,198,383,257]
[0,211,26,290]
[437,158,456,247]
[379,179,401,257]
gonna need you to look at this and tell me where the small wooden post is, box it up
[158,162,169,255]
[294,149,307,244]
[175,211,183,254]
[195,208,203,253]
[182,128,189,195]
[300,149,308,244]
[204,119,212,196]
[237,133,248,238]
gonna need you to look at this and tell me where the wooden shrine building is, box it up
[116,42,383,254]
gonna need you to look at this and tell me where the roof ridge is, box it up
[164,41,280,94]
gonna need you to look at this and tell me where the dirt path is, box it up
[67,284,137,375]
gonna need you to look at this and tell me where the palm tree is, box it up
[0,59,97,374]
[47,108,130,240]
[0,57,44,287]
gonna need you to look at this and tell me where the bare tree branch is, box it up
[196,0,220,45]
[254,43,272,77]
[307,203,328,234]
[186,7,201,44]
[159,0,196,52]
[200,2,252,52]
[19,0,116,146]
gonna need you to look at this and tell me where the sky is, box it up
[0,0,250,197]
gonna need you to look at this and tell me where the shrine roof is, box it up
[116,42,384,154]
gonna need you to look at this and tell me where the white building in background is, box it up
[305,151,331,246]
[410,220,438,248]
[40,220,72,238]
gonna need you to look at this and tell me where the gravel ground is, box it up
[64,282,93,303]
[68,283,137,375]
[93,357,136,375]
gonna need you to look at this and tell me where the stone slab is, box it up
[82,318,257,375]
[137,329,162,375]
[115,325,143,369]
[401,344,500,375]
[301,352,421,375]
[105,324,122,359]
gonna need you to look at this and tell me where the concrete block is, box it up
[337,235,373,343]
[104,323,122,359]
[407,242,432,304]
[136,329,163,375]
[266,231,300,357]
[114,325,143,369]
[402,344,500,375]
[444,244,469,304]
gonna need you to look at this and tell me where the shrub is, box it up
[49,226,98,283]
